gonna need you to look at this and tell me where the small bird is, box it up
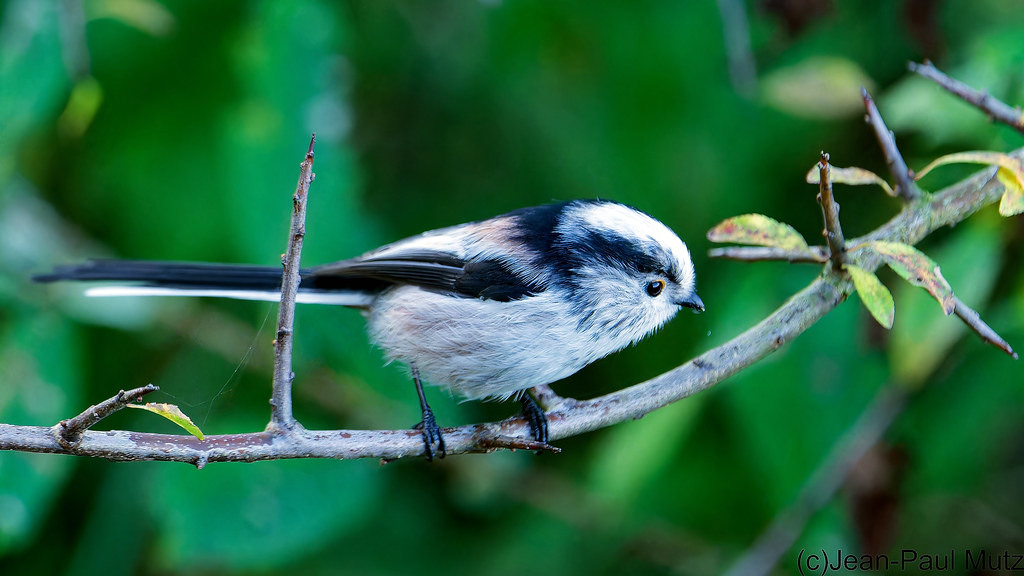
[35,199,703,459]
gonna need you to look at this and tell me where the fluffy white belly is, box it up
[366,286,601,401]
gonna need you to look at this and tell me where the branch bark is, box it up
[816,152,846,270]
[55,384,159,449]
[1,149,1014,463]
[909,60,1024,135]
[269,134,316,431]
[707,246,827,263]
[863,88,920,202]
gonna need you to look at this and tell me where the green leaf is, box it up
[997,167,1024,216]
[707,214,810,252]
[890,217,1001,386]
[805,165,896,197]
[127,402,205,440]
[867,241,955,315]
[847,265,894,329]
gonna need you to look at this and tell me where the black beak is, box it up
[676,292,704,314]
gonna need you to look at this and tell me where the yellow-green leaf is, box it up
[916,151,1024,192]
[761,56,874,119]
[867,241,955,315]
[997,167,1024,216]
[127,402,205,440]
[805,165,895,197]
[707,214,810,252]
[848,264,894,329]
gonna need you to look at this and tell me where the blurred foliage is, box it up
[1,0,1022,575]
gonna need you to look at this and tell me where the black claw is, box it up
[520,393,549,446]
[414,409,446,461]
[411,366,445,461]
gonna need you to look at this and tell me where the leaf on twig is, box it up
[866,241,955,316]
[916,151,1024,217]
[127,403,205,440]
[805,165,896,197]
[707,214,810,252]
[847,265,894,329]
[997,167,1024,216]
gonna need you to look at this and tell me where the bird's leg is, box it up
[411,366,445,461]
[519,391,549,445]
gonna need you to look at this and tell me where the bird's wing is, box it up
[310,249,543,302]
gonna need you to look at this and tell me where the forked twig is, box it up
[56,384,159,448]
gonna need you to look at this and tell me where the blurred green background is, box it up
[2,1,1022,574]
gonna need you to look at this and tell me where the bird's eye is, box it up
[645,280,665,297]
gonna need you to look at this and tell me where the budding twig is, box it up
[56,384,159,448]
[269,134,316,431]
[816,152,846,270]
[909,60,1024,135]
[863,88,919,202]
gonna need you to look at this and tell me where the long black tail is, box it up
[34,260,286,290]
[34,259,377,306]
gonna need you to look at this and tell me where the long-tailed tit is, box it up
[36,199,703,459]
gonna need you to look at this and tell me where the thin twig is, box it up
[953,296,1018,359]
[863,88,919,202]
[55,384,159,448]
[269,134,316,431]
[909,60,1024,135]
[2,152,1012,463]
[708,246,827,263]
[817,152,846,270]
[475,435,562,454]
[723,386,907,576]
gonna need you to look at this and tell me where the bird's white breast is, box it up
[366,285,652,401]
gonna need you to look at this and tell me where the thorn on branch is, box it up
[953,296,1018,359]
[909,60,1024,136]
[817,152,846,271]
[56,384,160,448]
[862,88,919,203]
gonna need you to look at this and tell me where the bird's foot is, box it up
[414,408,446,461]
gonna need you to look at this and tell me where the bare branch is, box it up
[816,152,846,270]
[953,296,1018,359]
[269,134,316,431]
[708,246,827,263]
[55,384,159,448]
[2,149,1013,462]
[863,88,919,202]
[909,60,1024,135]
